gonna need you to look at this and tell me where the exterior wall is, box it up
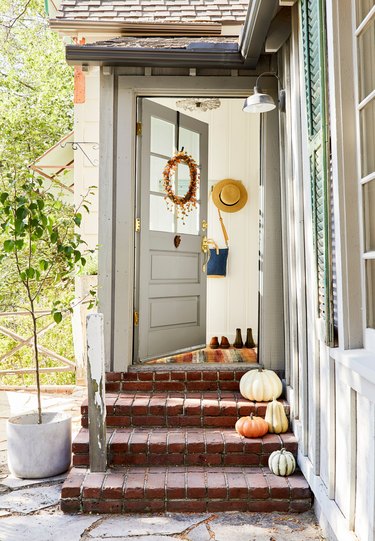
[152,97,260,345]
[76,74,284,371]
[74,66,100,250]
[281,3,375,541]
[72,66,100,380]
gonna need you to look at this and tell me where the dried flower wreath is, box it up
[162,150,200,221]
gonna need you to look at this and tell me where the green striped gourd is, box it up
[268,448,296,476]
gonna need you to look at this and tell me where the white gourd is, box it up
[239,368,282,402]
[268,448,296,476]
[265,398,289,433]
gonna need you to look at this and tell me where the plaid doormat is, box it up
[145,347,257,364]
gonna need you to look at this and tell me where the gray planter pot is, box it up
[7,412,71,479]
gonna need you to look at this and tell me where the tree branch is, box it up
[6,0,33,31]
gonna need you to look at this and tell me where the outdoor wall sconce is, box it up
[243,72,286,113]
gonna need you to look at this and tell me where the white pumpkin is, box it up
[265,398,289,433]
[239,367,282,402]
[268,448,296,476]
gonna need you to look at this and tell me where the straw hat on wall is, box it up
[211,179,248,213]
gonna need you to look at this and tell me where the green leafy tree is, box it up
[0,173,92,423]
[0,0,74,171]
[0,0,80,388]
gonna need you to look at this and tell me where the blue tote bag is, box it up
[207,209,229,278]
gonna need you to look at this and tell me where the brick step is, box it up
[81,392,290,429]
[61,465,312,514]
[106,366,271,393]
[72,427,297,468]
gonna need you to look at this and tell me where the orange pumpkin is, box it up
[235,413,269,438]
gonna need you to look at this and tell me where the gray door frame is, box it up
[98,72,283,372]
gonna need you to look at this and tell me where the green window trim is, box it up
[300,0,336,347]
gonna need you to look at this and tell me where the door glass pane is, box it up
[150,194,174,232]
[357,17,375,101]
[357,0,375,25]
[179,128,200,162]
[177,203,200,235]
[151,117,175,157]
[175,163,200,200]
[150,155,168,193]
[366,259,375,328]
[359,97,375,177]
[363,180,375,251]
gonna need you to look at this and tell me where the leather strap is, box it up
[217,208,229,248]
[209,185,229,248]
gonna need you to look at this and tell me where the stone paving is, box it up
[0,390,326,541]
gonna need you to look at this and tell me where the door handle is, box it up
[201,236,209,273]
[201,235,209,254]
[201,237,219,273]
[202,237,219,254]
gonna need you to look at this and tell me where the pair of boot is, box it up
[209,336,230,349]
[209,328,256,349]
[234,328,256,349]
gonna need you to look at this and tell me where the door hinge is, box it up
[135,217,141,232]
[134,311,139,326]
[136,122,142,136]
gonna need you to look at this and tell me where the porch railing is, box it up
[0,311,75,389]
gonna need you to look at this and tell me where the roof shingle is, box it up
[88,35,239,49]
[56,0,249,23]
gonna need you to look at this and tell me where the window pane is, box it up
[357,0,375,25]
[176,163,190,196]
[150,117,175,157]
[366,259,375,328]
[363,180,375,251]
[179,128,200,162]
[150,194,174,232]
[175,163,200,200]
[150,155,168,193]
[359,97,375,177]
[357,17,375,101]
[177,203,200,235]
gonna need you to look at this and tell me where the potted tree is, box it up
[0,172,94,478]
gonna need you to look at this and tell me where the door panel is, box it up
[150,297,198,328]
[136,99,208,362]
[151,253,199,282]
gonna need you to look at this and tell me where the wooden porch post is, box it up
[87,313,107,472]
[258,103,285,371]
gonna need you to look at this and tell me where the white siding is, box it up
[74,67,100,251]
[355,394,375,540]
[281,2,375,541]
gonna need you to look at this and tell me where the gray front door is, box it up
[136,99,208,363]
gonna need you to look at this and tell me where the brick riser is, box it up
[62,367,313,515]
[80,392,290,429]
[61,466,312,514]
[106,368,258,393]
[72,428,297,468]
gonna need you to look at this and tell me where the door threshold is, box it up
[137,344,207,365]
[129,362,261,372]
